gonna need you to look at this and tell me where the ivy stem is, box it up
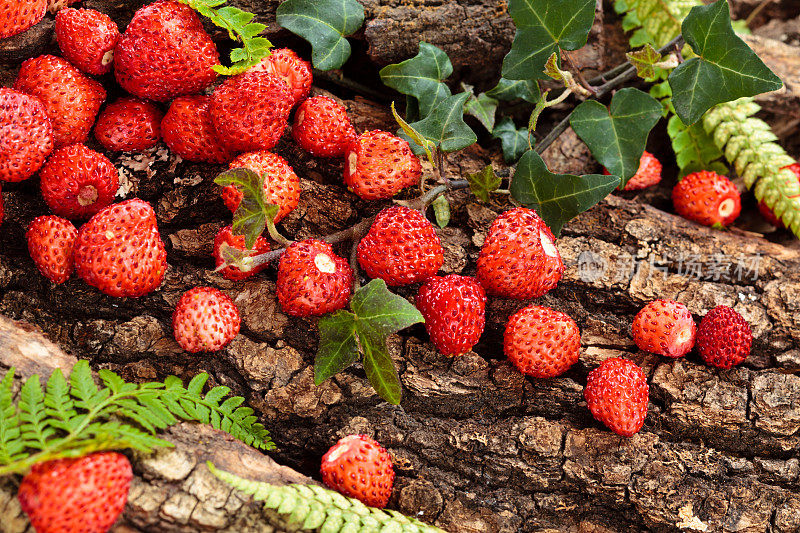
[587,34,685,89]
[562,50,596,95]
[265,219,293,247]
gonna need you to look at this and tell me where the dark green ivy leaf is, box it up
[570,88,662,185]
[275,0,364,70]
[315,311,359,385]
[510,150,620,235]
[492,117,529,163]
[379,42,453,117]
[485,78,541,103]
[213,168,276,249]
[501,0,596,80]
[668,0,782,125]
[406,93,477,153]
[465,92,498,133]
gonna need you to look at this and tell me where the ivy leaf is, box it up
[627,44,663,80]
[350,279,424,338]
[667,114,726,177]
[501,0,596,80]
[431,195,451,228]
[391,102,435,165]
[406,93,477,153]
[465,92,498,133]
[214,168,274,249]
[492,118,529,163]
[486,78,540,103]
[668,0,782,125]
[275,0,364,70]
[510,150,620,235]
[315,311,359,385]
[359,328,402,405]
[467,165,502,202]
[570,88,662,185]
[379,43,453,118]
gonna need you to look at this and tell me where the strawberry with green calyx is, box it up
[320,434,395,508]
[222,151,300,224]
[344,130,422,200]
[94,97,163,153]
[162,95,234,164]
[672,170,741,227]
[26,215,78,284]
[0,87,53,183]
[214,225,270,281]
[696,305,752,369]
[584,357,649,437]
[632,299,696,358]
[292,96,356,157]
[0,0,46,39]
[504,305,580,378]
[416,275,486,356]
[249,48,312,106]
[172,287,241,352]
[55,8,120,76]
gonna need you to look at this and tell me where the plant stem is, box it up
[562,50,596,95]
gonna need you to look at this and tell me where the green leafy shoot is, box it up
[431,195,451,228]
[380,43,453,119]
[315,279,424,405]
[180,0,272,75]
[403,93,477,153]
[214,168,287,248]
[275,0,365,70]
[208,462,447,532]
[486,78,541,103]
[0,362,273,476]
[492,118,530,163]
[511,150,620,235]
[467,165,502,203]
[627,44,667,80]
[391,102,435,166]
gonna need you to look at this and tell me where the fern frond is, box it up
[667,114,727,177]
[208,462,447,533]
[615,0,699,47]
[704,99,800,235]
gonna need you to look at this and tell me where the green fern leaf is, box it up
[0,369,21,465]
[19,377,53,449]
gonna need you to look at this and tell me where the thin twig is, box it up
[745,0,775,25]
[562,50,596,95]
[535,114,572,155]
[312,69,392,102]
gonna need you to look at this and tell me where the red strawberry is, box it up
[632,299,696,358]
[758,163,800,228]
[604,150,662,191]
[0,87,53,183]
[344,130,422,200]
[213,225,270,281]
[55,8,120,76]
[504,305,580,378]
[292,96,357,158]
[584,357,649,437]
[172,286,240,352]
[0,0,46,39]
[94,97,163,152]
[114,1,219,102]
[277,239,353,317]
[416,275,486,356]
[672,170,741,227]
[695,305,752,369]
[357,205,443,286]
[18,451,132,533]
[476,207,563,299]
[14,55,106,148]
[161,95,234,164]
[39,144,118,219]
[249,48,312,106]
[320,434,394,508]
[26,215,77,284]
[74,198,167,298]
[210,71,292,153]
[222,151,300,223]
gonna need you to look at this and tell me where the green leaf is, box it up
[486,78,540,103]
[358,328,402,405]
[431,196,450,228]
[275,0,364,70]
[467,165,502,202]
[350,279,424,338]
[406,93,477,153]
[570,88,662,184]
[627,43,663,80]
[465,92,498,133]
[315,311,359,385]
[391,102,435,165]
[668,0,782,125]
[69,361,99,409]
[379,43,453,117]
[492,118,530,163]
[214,168,270,249]
[667,113,726,176]
[510,149,620,235]
[501,0,596,80]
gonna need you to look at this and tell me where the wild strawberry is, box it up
[222,151,300,223]
[213,225,270,281]
[74,199,167,298]
[26,215,77,284]
[210,71,292,153]
[604,150,662,191]
[416,275,486,356]
[161,95,234,164]
[344,130,422,200]
[55,8,120,76]
[172,286,240,352]
[94,97,163,152]
[292,96,357,158]
[584,357,649,437]
[632,299,696,358]
[114,1,219,102]
[320,434,394,508]
[672,170,741,227]
[476,207,563,299]
[277,239,353,317]
[758,163,800,228]
[0,87,53,183]
[0,0,46,39]
[18,451,132,533]
[14,55,106,148]
[249,48,312,106]
[504,305,580,378]
[696,305,752,369]
[39,144,118,220]
[357,205,443,286]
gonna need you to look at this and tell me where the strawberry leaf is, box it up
[668,0,781,125]
[486,78,541,103]
[380,43,453,118]
[510,150,620,235]
[569,88,662,185]
[492,118,530,163]
[275,0,364,71]
[467,165,502,203]
[404,93,477,153]
[214,168,274,249]
[315,311,359,385]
